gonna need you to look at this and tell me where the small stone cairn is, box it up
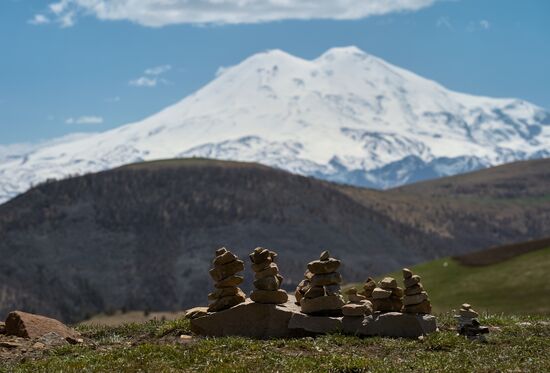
[358,277,377,301]
[342,287,373,317]
[455,303,489,341]
[371,277,403,313]
[299,251,345,315]
[207,247,246,312]
[402,268,432,314]
[249,247,288,304]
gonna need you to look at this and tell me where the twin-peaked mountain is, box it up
[1,46,549,203]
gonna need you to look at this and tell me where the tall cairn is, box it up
[249,247,288,304]
[207,247,246,312]
[371,277,403,313]
[402,268,432,314]
[299,250,345,315]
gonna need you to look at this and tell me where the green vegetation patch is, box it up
[2,314,549,373]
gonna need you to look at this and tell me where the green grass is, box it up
[2,314,549,372]
[374,247,550,315]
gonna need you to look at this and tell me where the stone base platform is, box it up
[190,299,437,339]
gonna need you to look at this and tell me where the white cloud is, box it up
[28,14,51,25]
[65,116,104,125]
[34,0,438,28]
[467,19,491,32]
[145,64,172,75]
[479,19,490,30]
[129,64,172,87]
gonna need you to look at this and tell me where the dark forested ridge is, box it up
[1,158,549,322]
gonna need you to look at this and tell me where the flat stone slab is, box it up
[191,299,437,339]
[360,312,437,338]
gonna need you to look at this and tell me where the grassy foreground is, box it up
[1,313,549,372]
[363,247,550,315]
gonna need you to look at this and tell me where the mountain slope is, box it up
[1,46,549,203]
[0,159,437,322]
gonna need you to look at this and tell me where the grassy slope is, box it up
[380,247,550,315]
[2,314,549,372]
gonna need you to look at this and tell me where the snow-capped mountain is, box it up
[1,46,549,203]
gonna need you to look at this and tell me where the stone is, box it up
[307,258,341,274]
[342,303,368,317]
[461,303,472,310]
[252,258,273,272]
[184,307,209,319]
[300,295,345,315]
[403,292,428,306]
[372,297,403,312]
[349,294,366,303]
[251,289,289,304]
[208,292,246,312]
[215,247,227,256]
[5,311,80,340]
[392,287,404,297]
[459,309,479,318]
[250,247,271,264]
[405,284,423,296]
[361,312,437,338]
[372,287,392,299]
[310,272,342,286]
[209,260,245,282]
[253,276,280,291]
[254,263,279,279]
[404,275,421,288]
[288,313,342,334]
[213,250,237,265]
[0,322,5,334]
[192,301,303,338]
[403,299,432,314]
[360,278,377,298]
[319,250,330,261]
[380,277,397,289]
[402,268,413,279]
[208,287,239,300]
[215,275,244,288]
[304,286,325,299]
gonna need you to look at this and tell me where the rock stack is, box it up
[249,247,288,304]
[455,303,489,341]
[359,277,377,301]
[371,277,403,313]
[402,268,432,314]
[342,287,373,317]
[207,247,246,312]
[299,251,345,315]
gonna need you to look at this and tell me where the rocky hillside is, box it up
[2,157,550,322]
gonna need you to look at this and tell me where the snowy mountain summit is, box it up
[1,46,550,203]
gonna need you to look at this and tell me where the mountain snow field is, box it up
[1,46,549,203]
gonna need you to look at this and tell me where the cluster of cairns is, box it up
[249,247,288,304]
[207,248,246,312]
[455,303,489,341]
[371,277,403,312]
[295,251,345,315]
[206,247,435,320]
[402,268,432,314]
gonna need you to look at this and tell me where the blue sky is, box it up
[1,0,549,144]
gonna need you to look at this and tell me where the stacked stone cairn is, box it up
[207,247,246,312]
[402,268,432,314]
[359,277,377,301]
[249,247,288,304]
[342,287,373,317]
[371,277,403,313]
[299,251,345,315]
[455,303,489,341]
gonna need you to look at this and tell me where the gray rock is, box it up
[288,313,342,334]
[360,312,437,338]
